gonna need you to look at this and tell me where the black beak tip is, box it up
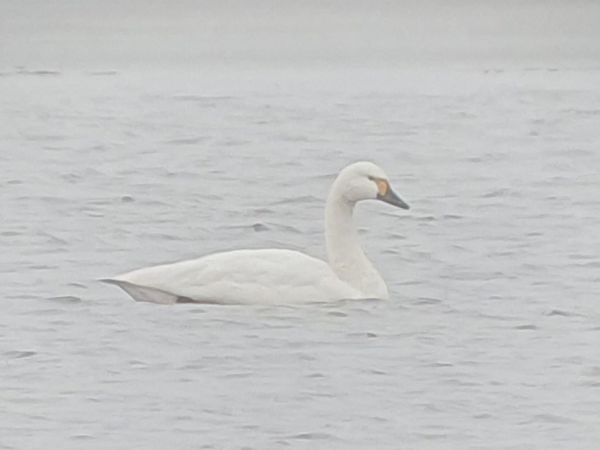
[378,191,410,210]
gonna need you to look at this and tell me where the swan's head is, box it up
[333,161,409,209]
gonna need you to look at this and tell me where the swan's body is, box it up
[104,161,409,305]
[106,249,362,304]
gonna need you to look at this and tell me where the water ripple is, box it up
[4,351,36,359]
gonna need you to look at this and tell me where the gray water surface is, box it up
[2,66,599,449]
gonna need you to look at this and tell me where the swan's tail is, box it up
[100,279,180,304]
[100,279,215,305]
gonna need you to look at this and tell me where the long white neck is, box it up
[324,183,388,299]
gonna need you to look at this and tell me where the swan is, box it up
[103,161,410,304]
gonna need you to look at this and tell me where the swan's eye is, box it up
[370,177,389,196]
[376,180,389,196]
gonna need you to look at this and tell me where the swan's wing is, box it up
[105,249,362,304]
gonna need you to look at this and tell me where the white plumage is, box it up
[103,161,410,304]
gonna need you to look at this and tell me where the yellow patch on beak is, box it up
[375,179,389,196]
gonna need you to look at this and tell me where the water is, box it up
[2,2,600,447]
[2,65,599,449]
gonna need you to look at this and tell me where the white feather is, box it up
[103,161,408,304]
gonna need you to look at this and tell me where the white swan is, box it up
[103,161,410,304]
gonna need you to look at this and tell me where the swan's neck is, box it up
[325,189,388,298]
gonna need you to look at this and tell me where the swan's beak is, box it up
[377,187,410,209]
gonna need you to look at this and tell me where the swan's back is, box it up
[107,249,362,304]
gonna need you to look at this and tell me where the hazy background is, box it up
[2,2,600,449]
[1,0,600,70]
